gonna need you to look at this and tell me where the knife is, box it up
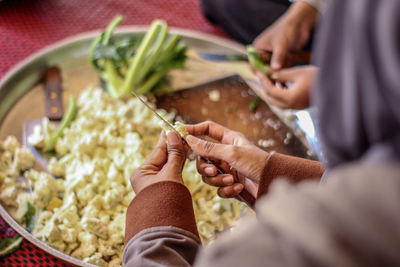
[23,66,64,170]
[197,50,311,67]
[131,91,256,207]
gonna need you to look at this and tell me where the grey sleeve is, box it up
[123,226,201,267]
[195,163,400,267]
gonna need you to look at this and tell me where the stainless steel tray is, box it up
[0,27,256,266]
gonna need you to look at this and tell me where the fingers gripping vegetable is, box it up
[89,16,187,98]
[247,45,270,77]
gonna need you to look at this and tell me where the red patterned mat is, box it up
[0,0,226,265]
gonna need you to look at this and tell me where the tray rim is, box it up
[0,26,246,267]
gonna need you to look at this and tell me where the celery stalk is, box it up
[133,22,168,91]
[122,21,163,93]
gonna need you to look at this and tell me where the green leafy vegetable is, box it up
[249,97,261,112]
[45,96,76,151]
[89,15,187,98]
[0,202,36,257]
[246,45,269,77]
[0,236,23,257]
[25,201,36,233]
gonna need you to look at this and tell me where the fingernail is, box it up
[222,176,233,185]
[271,62,281,70]
[271,73,278,80]
[186,135,196,145]
[234,183,244,192]
[205,167,215,176]
[256,71,264,79]
[167,132,180,145]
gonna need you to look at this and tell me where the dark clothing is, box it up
[313,0,400,168]
[201,0,291,44]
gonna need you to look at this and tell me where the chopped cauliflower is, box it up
[1,87,248,267]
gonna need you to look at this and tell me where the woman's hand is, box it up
[253,1,319,70]
[130,131,187,195]
[186,121,269,199]
[257,65,318,110]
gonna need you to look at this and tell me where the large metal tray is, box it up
[0,27,314,266]
[0,27,262,266]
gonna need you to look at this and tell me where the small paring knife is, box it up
[131,91,256,207]
[197,50,311,67]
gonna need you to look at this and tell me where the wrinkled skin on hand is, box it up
[186,121,269,199]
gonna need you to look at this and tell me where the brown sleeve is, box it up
[125,181,199,245]
[257,153,324,199]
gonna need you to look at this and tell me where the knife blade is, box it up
[131,91,256,207]
[197,50,311,67]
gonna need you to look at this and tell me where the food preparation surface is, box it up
[1,3,310,265]
[157,75,309,158]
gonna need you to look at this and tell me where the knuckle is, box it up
[168,146,185,157]
[202,141,215,154]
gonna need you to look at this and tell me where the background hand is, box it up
[256,65,317,110]
[130,131,187,195]
[253,1,319,70]
[186,121,269,199]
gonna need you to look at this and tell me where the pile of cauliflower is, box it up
[0,87,247,267]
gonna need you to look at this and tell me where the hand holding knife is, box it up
[131,91,256,207]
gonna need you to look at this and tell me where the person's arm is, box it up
[185,121,324,202]
[124,131,201,266]
[194,163,400,267]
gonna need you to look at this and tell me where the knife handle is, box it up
[44,66,64,120]
[259,50,312,67]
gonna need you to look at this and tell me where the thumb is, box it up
[270,68,298,83]
[165,131,186,173]
[186,135,228,161]
[271,38,288,70]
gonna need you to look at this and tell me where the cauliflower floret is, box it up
[3,136,20,153]
[48,157,65,177]
[13,147,35,171]
[0,185,19,207]
[27,124,45,148]
[71,232,97,259]
[58,224,79,243]
[31,172,60,209]
[98,239,116,258]
[81,217,108,239]
[83,252,107,267]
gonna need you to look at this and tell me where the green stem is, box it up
[45,96,76,151]
[246,45,269,77]
[135,69,168,95]
[122,20,163,94]
[102,15,123,45]
[134,22,168,90]
[155,34,180,65]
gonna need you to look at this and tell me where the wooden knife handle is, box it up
[44,66,63,120]
[259,50,312,67]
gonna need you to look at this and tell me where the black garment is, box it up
[313,0,400,168]
[201,0,291,44]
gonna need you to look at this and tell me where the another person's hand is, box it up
[185,121,269,199]
[130,131,187,195]
[253,1,319,70]
[257,65,318,110]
